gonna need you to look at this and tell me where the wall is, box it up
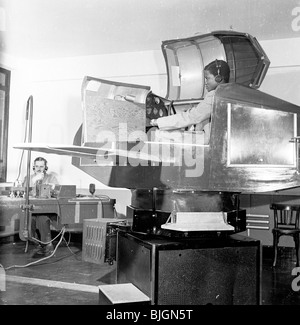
[259,38,300,106]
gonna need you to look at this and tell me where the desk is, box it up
[0,196,115,239]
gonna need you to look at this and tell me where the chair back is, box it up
[270,203,300,229]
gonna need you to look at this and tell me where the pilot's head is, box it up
[204,59,230,92]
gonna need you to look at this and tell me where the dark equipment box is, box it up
[82,218,128,265]
[127,205,246,235]
[116,231,261,305]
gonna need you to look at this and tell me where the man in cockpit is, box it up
[150,59,230,144]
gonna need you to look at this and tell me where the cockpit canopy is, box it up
[162,30,270,101]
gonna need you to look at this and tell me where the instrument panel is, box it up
[146,92,168,121]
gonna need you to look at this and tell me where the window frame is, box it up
[0,67,11,182]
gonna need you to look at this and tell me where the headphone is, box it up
[215,59,223,83]
[33,157,48,171]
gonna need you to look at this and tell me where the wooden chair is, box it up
[270,203,300,267]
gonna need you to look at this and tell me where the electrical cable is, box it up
[4,227,66,270]
[30,226,65,246]
[62,230,81,256]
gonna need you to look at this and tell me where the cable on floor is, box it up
[4,227,66,270]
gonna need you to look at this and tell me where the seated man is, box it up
[23,156,59,258]
[150,59,230,144]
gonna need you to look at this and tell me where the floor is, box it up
[0,233,115,305]
[0,233,300,305]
